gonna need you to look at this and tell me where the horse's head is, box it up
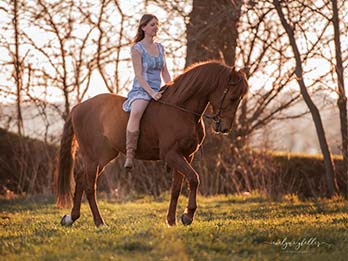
[209,68,249,134]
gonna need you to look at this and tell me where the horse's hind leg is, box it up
[71,170,84,222]
[85,138,118,227]
[84,160,105,227]
[60,169,85,227]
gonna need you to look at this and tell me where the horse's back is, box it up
[71,93,126,127]
[71,94,129,156]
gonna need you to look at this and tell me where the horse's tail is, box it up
[55,114,77,208]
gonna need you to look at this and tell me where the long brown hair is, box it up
[133,14,159,43]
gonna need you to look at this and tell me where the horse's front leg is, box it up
[166,170,183,227]
[165,151,199,226]
[166,155,193,227]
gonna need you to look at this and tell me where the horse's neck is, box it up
[186,80,212,115]
[185,96,210,116]
[172,80,211,115]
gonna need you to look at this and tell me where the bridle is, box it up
[157,76,243,129]
[208,76,243,131]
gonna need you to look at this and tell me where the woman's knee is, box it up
[130,100,148,118]
[130,108,145,120]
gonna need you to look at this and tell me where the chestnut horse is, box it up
[56,61,249,227]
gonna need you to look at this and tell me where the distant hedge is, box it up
[0,128,57,196]
[271,152,346,197]
[0,128,346,198]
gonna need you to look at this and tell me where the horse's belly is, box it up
[136,147,160,161]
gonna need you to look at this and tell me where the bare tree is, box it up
[147,0,191,76]
[235,1,303,147]
[273,0,338,196]
[292,0,347,166]
[21,0,77,120]
[93,0,132,93]
[0,1,26,135]
[12,0,24,135]
[331,0,347,187]
[1,0,189,139]
[181,1,306,149]
[22,0,131,120]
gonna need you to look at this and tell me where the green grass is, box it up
[0,193,347,260]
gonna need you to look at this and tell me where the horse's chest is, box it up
[177,135,201,155]
[171,122,205,155]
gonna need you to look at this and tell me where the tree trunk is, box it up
[332,0,347,191]
[274,0,339,197]
[185,0,243,67]
[13,0,24,136]
[185,0,244,149]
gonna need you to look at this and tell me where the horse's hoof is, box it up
[96,223,109,231]
[166,220,176,228]
[181,214,193,226]
[60,214,73,226]
[95,219,107,227]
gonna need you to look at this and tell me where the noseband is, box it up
[157,76,243,128]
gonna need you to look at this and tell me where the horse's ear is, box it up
[230,68,239,79]
[238,68,249,78]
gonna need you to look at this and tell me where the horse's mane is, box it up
[163,60,238,104]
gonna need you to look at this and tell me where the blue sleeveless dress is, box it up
[122,42,165,112]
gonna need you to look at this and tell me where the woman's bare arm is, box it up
[161,52,171,84]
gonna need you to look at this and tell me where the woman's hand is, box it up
[151,90,164,101]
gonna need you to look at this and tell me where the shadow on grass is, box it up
[199,199,348,222]
[0,194,55,212]
[211,195,269,205]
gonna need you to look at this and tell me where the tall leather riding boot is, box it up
[124,130,140,169]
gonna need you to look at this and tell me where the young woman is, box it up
[122,14,171,169]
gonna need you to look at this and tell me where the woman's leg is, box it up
[124,99,149,168]
[127,99,150,131]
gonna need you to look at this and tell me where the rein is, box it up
[157,76,242,126]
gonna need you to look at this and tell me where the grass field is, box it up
[0,193,347,260]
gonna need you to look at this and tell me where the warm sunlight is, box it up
[0,0,189,104]
[1,2,347,260]
[0,0,346,155]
